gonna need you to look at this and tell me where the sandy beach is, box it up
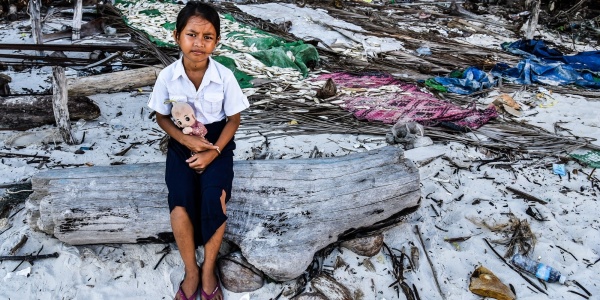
[1,1,600,299]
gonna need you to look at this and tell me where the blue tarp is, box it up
[430,40,600,93]
[491,60,600,88]
[432,67,496,95]
[502,40,600,72]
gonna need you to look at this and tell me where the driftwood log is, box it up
[27,146,421,281]
[0,95,100,130]
[67,65,162,97]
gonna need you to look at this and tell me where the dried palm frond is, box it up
[426,118,600,156]
[468,213,536,258]
[101,4,175,67]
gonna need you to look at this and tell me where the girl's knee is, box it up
[170,206,187,218]
[220,190,226,214]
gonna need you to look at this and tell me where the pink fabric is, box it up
[190,121,208,137]
[315,72,497,130]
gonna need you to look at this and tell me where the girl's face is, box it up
[174,16,219,68]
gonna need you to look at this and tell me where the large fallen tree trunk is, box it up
[27,146,420,281]
[0,95,100,130]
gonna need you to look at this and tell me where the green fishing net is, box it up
[212,56,255,89]
[571,151,600,168]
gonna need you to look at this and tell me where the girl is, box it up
[147,2,249,300]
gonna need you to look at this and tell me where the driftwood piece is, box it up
[0,95,100,130]
[28,0,43,56]
[525,0,541,39]
[72,0,83,40]
[52,66,76,144]
[67,65,162,97]
[27,146,420,281]
[0,252,59,261]
[415,225,446,300]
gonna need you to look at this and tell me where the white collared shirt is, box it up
[147,57,250,124]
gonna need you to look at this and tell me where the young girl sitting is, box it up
[147,2,250,299]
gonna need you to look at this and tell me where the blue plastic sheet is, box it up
[502,40,600,72]
[432,67,496,95]
[491,59,600,88]
[429,40,600,94]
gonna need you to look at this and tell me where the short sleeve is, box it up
[222,71,250,117]
[147,73,171,116]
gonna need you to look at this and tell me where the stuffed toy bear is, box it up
[170,101,207,138]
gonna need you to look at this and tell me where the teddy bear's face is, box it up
[171,102,196,128]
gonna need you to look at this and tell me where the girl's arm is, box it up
[186,113,241,171]
[156,112,217,153]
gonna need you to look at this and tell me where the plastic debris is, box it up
[3,267,31,281]
[430,67,496,95]
[416,46,432,56]
[553,164,566,176]
[512,254,567,284]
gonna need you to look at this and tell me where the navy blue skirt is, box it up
[165,119,235,248]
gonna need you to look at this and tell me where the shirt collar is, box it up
[171,57,223,85]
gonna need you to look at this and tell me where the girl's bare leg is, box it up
[171,207,200,299]
[201,190,226,300]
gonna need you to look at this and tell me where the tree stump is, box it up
[27,146,421,281]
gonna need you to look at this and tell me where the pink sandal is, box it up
[201,284,221,300]
[175,280,199,300]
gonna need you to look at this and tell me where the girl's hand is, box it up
[181,134,219,153]
[186,150,218,172]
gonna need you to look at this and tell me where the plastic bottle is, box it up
[511,253,567,284]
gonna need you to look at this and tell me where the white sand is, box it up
[1,4,600,300]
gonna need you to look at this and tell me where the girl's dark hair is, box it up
[175,1,220,39]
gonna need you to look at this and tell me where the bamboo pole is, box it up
[52,66,77,145]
